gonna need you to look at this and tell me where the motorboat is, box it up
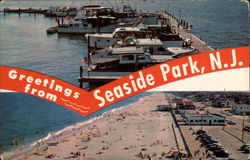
[85,23,181,49]
[102,37,195,56]
[79,46,174,84]
[57,16,118,34]
[44,6,78,17]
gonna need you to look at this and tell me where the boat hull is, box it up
[57,24,119,35]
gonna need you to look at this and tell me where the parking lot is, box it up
[191,102,250,160]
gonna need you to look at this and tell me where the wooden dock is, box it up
[3,8,47,13]
[159,11,213,53]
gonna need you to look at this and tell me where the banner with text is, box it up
[0,46,249,116]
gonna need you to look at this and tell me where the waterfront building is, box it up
[185,113,225,125]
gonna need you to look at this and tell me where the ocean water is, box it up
[0,0,249,154]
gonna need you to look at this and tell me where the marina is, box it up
[78,9,213,87]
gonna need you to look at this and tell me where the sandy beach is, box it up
[3,93,187,160]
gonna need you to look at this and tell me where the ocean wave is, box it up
[30,133,52,147]
[29,93,152,147]
[0,89,15,93]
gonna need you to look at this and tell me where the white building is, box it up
[231,104,250,115]
[185,113,225,125]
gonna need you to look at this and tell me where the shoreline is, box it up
[3,92,186,160]
[1,92,153,160]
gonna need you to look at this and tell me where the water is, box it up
[0,0,249,154]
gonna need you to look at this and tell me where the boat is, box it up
[47,27,58,34]
[44,6,78,17]
[115,4,138,18]
[57,16,118,34]
[79,46,175,85]
[97,37,196,56]
[85,23,181,49]
[80,5,116,18]
[56,4,155,35]
[79,4,137,20]
[56,12,157,35]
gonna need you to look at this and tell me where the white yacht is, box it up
[90,38,196,61]
[44,6,78,17]
[85,23,180,49]
[57,16,118,34]
[79,47,174,84]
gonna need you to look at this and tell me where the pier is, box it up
[159,11,213,53]
[2,8,47,17]
[3,8,47,14]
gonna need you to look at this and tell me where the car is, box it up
[198,132,211,139]
[207,144,224,151]
[213,149,229,158]
[202,138,218,146]
[208,140,218,145]
[240,144,250,150]
[243,126,250,132]
[226,120,236,125]
[243,146,250,153]
[196,129,206,135]
[201,139,212,145]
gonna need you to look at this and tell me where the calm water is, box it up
[0,0,249,154]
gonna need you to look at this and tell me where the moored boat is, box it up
[47,27,58,34]
[57,16,118,34]
[44,6,77,17]
[100,37,195,56]
[79,46,175,85]
[85,23,181,49]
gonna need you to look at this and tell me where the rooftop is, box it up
[111,47,145,54]
[176,100,194,105]
[135,39,163,46]
[185,113,224,118]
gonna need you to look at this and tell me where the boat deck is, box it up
[79,71,131,84]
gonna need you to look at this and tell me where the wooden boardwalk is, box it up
[160,12,214,53]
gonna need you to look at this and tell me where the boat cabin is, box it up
[115,38,170,55]
[81,6,115,17]
[68,16,116,28]
[112,24,149,38]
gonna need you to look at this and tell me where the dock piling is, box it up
[79,66,83,88]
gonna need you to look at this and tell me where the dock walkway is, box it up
[159,12,213,53]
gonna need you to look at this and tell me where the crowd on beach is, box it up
[3,93,217,160]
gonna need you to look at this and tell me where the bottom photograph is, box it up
[1,91,249,160]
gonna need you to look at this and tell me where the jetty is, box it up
[2,8,47,17]
[159,11,213,53]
